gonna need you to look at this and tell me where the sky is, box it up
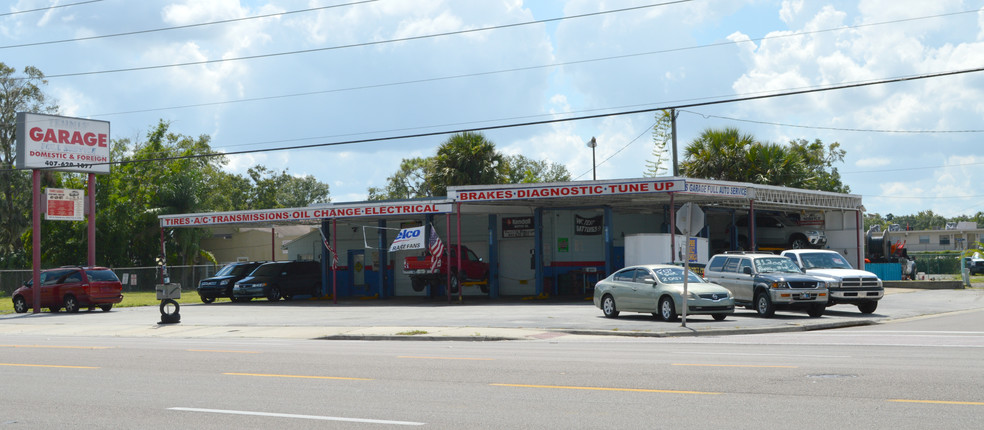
[3,0,983,219]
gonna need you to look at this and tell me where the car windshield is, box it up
[216,263,256,277]
[652,267,704,284]
[85,269,119,282]
[799,252,852,269]
[755,257,802,273]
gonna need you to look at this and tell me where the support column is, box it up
[534,208,543,296]
[603,206,613,277]
[488,214,498,298]
[32,170,41,314]
[87,173,96,266]
[377,219,388,299]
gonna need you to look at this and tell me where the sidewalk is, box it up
[1,287,981,341]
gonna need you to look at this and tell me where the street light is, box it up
[586,136,597,181]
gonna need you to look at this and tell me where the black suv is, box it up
[197,261,265,303]
[232,260,321,302]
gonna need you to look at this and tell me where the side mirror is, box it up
[742,267,753,275]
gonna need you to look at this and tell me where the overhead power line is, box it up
[8,65,981,174]
[40,1,692,79]
[0,0,101,18]
[680,110,984,134]
[85,7,979,119]
[0,0,377,50]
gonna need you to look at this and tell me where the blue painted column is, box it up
[377,219,388,299]
[534,207,543,296]
[488,213,498,298]
[604,206,613,277]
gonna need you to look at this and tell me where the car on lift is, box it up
[593,264,734,322]
[731,213,826,250]
[232,260,321,302]
[197,261,265,303]
[11,266,124,313]
[705,252,828,318]
[780,249,883,314]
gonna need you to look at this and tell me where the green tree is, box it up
[367,157,433,200]
[246,166,330,208]
[680,127,849,193]
[429,132,504,196]
[503,154,571,183]
[644,110,673,177]
[0,63,58,263]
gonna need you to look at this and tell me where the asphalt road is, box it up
[1,287,983,428]
[1,307,982,429]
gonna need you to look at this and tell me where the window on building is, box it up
[939,235,950,245]
[919,236,930,244]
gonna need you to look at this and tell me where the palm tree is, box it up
[430,132,504,196]
[680,127,756,181]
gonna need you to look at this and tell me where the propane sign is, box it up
[16,112,111,174]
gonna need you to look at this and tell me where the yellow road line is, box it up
[491,383,721,395]
[398,356,494,361]
[187,349,260,354]
[0,363,99,369]
[224,372,372,381]
[0,344,111,350]
[889,399,984,406]
[672,363,798,368]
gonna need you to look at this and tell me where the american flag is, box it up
[319,227,339,270]
[428,226,444,272]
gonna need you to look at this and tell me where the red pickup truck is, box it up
[403,244,489,294]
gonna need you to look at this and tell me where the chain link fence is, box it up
[1,264,219,297]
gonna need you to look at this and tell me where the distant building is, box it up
[200,225,317,264]
[884,221,983,252]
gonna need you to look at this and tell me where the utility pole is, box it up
[671,108,679,176]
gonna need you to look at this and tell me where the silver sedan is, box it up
[593,264,735,321]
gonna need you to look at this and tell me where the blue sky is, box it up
[3,0,983,218]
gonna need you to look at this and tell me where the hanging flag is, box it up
[428,224,444,272]
[319,227,338,270]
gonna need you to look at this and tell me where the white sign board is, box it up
[16,112,111,174]
[388,226,426,252]
[45,188,85,221]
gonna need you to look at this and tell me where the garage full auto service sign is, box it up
[16,113,111,174]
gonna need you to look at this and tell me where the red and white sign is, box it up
[16,113,111,174]
[45,188,85,221]
[450,179,685,202]
[160,203,453,227]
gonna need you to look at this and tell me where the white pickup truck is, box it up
[780,249,883,314]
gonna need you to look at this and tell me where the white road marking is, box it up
[168,407,424,426]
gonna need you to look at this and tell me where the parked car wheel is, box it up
[448,271,460,294]
[601,294,619,318]
[755,292,776,317]
[807,303,825,318]
[63,295,80,313]
[712,313,727,321]
[659,296,679,322]
[266,287,282,302]
[858,301,878,314]
[12,296,28,313]
[410,277,426,292]
[789,235,809,249]
[200,295,215,304]
[480,272,490,294]
[99,304,113,312]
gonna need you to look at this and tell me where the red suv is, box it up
[11,266,124,313]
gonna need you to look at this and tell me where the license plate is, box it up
[802,293,812,299]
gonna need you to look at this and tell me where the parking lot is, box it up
[1,287,983,341]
